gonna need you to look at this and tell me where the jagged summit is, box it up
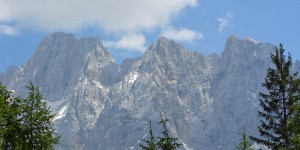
[155,36,179,47]
[227,35,259,44]
[157,36,170,43]
[227,35,239,42]
[144,36,189,62]
[224,35,273,60]
[47,32,75,38]
[2,32,115,101]
[36,32,111,58]
[0,33,281,150]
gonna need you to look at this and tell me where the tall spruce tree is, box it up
[139,121,158,150]
[250,44,300,150]
[19,82,60,149]
[236,126,254,150]
[157,114,182,150]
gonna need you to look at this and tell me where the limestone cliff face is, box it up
[0,33,281,150]
[1,32,116,149]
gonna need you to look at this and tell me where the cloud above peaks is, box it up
[0,24,18,36]
[162,28,203,42]
[0,0,197,34]
[217,11,234,32]
[103,34,146,52]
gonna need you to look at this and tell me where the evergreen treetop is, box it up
[20,82,60,150]
[250,44,300,150]
[236,126,254,150]
[139,114,182,150]
[0,82,60,150]
[139,121,157,150]
[156,114,182,150]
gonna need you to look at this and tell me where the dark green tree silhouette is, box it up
[250,44,300,150]
[289,103,300,149]
[139,121,157,150]
[19,82,60,149]
[0,82,23,149]
[236,126,254,150]
[157,114,182,150]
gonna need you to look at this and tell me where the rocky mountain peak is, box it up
[35,32,111,60]
[145,36,189,62]
[223,35,274,68]
[147,36,174,53]
[3,32,115,101]
[227,35,239,42]
[0,33,284,150]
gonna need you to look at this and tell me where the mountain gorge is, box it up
[0,32,293,150]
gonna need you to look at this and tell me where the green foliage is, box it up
[250,44,300,150]
[157,114,182,150]
[236,126,254,150]
[140,121,157,150]
[139,114,182,150]
[19,82,60,149]
[0,83,23,149]
[289,103,300,149]
[0,82,60,150]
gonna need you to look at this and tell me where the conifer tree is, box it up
[0,82,10,147]
[157,114,182,150]
[289,103,300,149]
[236,126,254,150]
[250,44,300,150]
[19,82,60,149]
[0,82,23,149]
[139,121,157,150]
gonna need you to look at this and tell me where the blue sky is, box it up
[0,0,299,72]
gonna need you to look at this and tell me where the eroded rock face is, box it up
[1,33,283,150]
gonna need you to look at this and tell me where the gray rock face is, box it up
[0,33,284,149]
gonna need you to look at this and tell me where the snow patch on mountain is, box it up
[53,102,70,121]
[33,67,38,77]
[138,132,149,144]
[247,90,258,107]
[125,71,139,84]
[47,99,68,111]
[125,146,134,150]
[246,90,256,99]
[94,81,103,89]
[84,78,88,85]
[180,139,194,150]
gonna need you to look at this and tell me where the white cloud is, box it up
[162,28,203,42]
[217,11,234,32]
[0,0,197,34]
[103,34,146,52]
[0,24,18,36]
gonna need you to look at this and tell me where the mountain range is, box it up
[1,32,298,150]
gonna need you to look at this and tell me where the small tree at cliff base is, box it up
[139,114,182,150]
[236,126,254,150]
[140,121,157,150]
